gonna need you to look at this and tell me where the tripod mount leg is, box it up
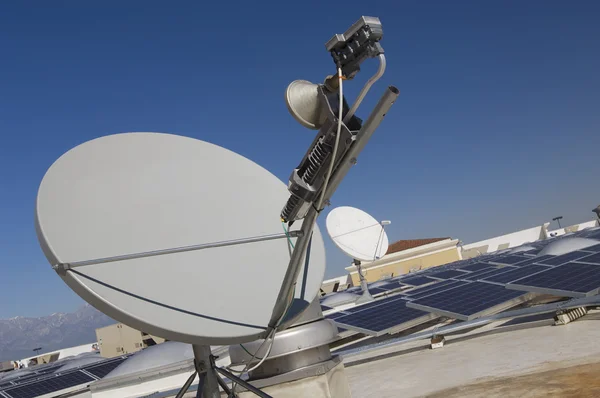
[193,345,221,398]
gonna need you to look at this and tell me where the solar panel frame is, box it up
[507,262,600,298]
[480,265,551,285]
[332,298,437,336]
[407,282,532,320]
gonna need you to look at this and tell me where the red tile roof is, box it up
[386,237,451,255]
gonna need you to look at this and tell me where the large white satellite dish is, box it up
[35,132,326,346]
[326,206,389,261]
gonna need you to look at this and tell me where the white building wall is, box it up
[547,219,599,238]
[462,223,549,255]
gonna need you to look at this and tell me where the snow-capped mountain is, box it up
[0,304,114,361]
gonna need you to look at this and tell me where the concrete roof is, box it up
[344,311,600,397]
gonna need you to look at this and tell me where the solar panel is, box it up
[459,262,493,272]
[321,304,333,311]
[585,230,600,239]
[428,270,467,280]
[84,358,127,379]
[344,295,406,314]
[480,265,550,284]
[488,255,529,265]
[507,262,600,298]
[324,311,350,321]
[576,252,600,265]
[509,255,554,267]
[332,298,436,336]
[407,282,528,320]
[405,280,468,300]
[368,281,403,294]
[3,371,94,398]
[400,276,435,286]
[538,251,595,266]
[461,266,514,281]
[581,243,600,252]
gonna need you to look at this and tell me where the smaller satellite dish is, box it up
[326,206,389,261]
[285,80,326,130]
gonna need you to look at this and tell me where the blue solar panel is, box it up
[407,282,527,320]
[400,276,435,286]
[509,255,554,267]
[325,311,351,321]
[582,243,600,252]
[344,295,406,314]
[489,255,530,265]
[368,281,403,293]
[428,270,467,279]
[461,266,514,281]
[405,280,469,300]
[459,262,493,272]
[333,298,433,335]
[84,358,127,379]
[3,371,94,398]
[584,230,600,239]
[481,265,550,284]
[508,262,600,297]
[576,252,600,265]
[321,304,333,311]
[538,251,595,266]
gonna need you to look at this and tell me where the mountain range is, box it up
[0,304,114,362]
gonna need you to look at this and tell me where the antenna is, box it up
[326,206,390,303]
[35,15,399,398]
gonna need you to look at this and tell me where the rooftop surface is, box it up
[344,311,600,397]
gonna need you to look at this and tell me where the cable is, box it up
[316,67,344,211]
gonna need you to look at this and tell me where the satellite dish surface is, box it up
[326,206,389,261]
[35,132,326,345]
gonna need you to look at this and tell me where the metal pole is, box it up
[193,345,220,398]
[268,86,399,329]
[53,231,303,272]
[268,207,319,328]
[323,85,399,201]
[215,367,273,398]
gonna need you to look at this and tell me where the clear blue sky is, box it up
[1,1,599,318]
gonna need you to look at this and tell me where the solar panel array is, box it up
[322,229,600,339]
[0,356,128,398]
[508,262,600,297]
